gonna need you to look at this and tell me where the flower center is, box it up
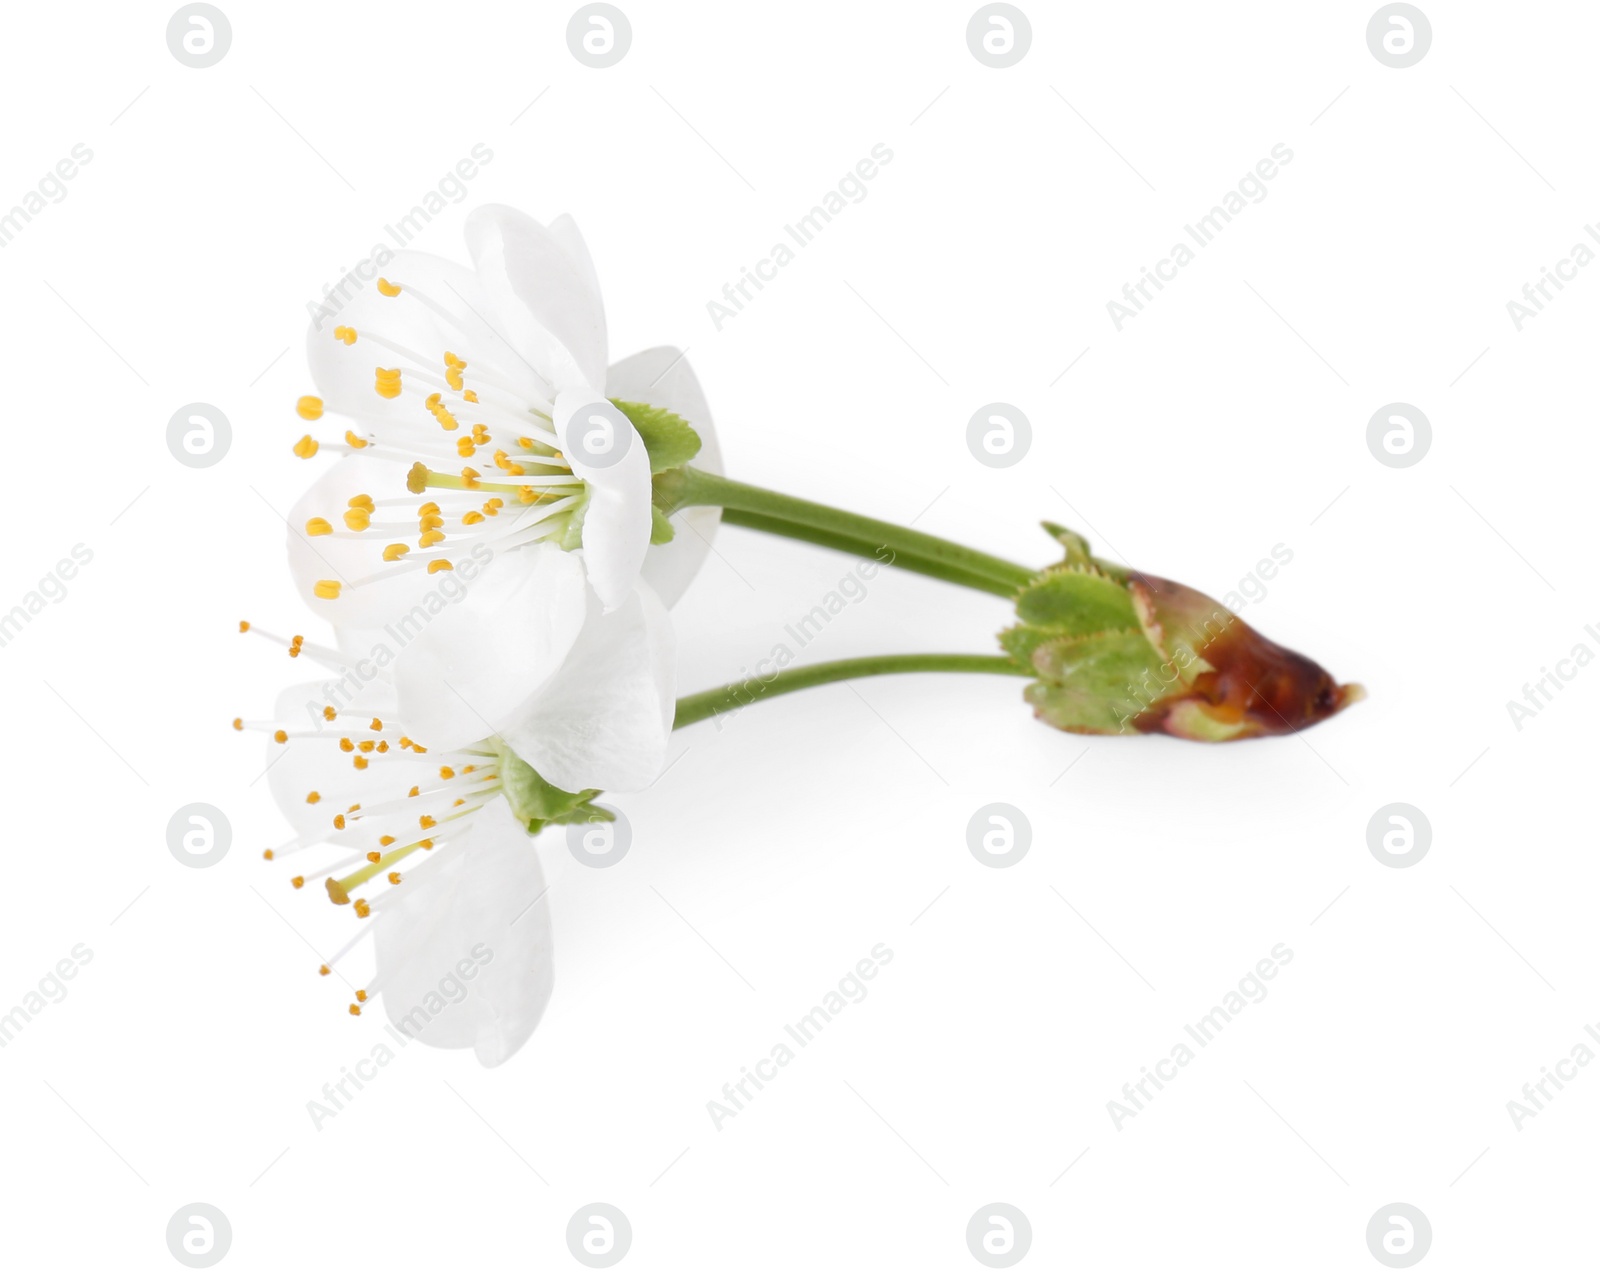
[289,275,592,600]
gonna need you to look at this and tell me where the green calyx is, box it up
[491,740,613,835]
[1000,525,1170,736]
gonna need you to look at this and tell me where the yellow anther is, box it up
[273,729,288,744]
[517,437,534,449]
[239,620,251,632]
[517,485,539,504]
[333,814,346,830]
[444,352,466,369]
[323,706,336,721]
[344,430,368,449]
[419,502,440,515]
[263,848,275,861]
[462,510,485,525]
[231,717,242,731]
[420,513,444,529]
[297,395,324,421]
[306,791,321,804]
[456,438,476,458]
[440,766,456,779]
[314,580,342,599]
[387,872,402,885]
[353,755,368,770]
[377,278,401,297]
[446,367,464,390]
[374,367,402,399]
[348,494,375,511]
[339,738,353,753]
[427,559,454,574]
[319,964,330,976]
[357,740,375,753]
[366,851,381,863]
[333,325,357,345]
[419,815,437,829]
[305,517,332,536]
[380,835,396,846]
[292,876,305,889]
[419,529,445,548]
[382,543,409,562]
[376,741,389,753]
[356,989,368,1003]
[293,434,319,459]
[343,508,371,531]
[463,390,479,403]
[369,718,383,731]
[349,1003,362,1016]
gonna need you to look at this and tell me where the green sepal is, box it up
[611,399,702,474]
[1013,566,1141,636]
[650,505,676,545]
[492,741,607,835]
[541,801,616,828]
[1022,630,1165,734]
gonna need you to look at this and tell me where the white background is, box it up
[0,0,1593,1267]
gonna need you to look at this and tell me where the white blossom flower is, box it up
[284,206,719,792]
[237,632,609,1067]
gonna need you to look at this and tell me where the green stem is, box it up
[718,509,1010,596]
[665,467,1034,598]
[673,653,1030,730]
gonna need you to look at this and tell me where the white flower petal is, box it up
[500,579,675,793]
[606,346,723,608]
[464,205,608,391]
[373,796,554,1067]
[553,389,653,613]
[391,544,589,752]
[305,249,548,422]
[545,213,604,313]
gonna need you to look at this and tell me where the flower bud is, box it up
[1002,525,1363,741]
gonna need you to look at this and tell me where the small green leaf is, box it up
[650,505,676,545]
[1041,521,1094,568]
[997,623,1054,669]
[612,399,702,473]
[1013,567,1141,636]
[1024,630,1166,734]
